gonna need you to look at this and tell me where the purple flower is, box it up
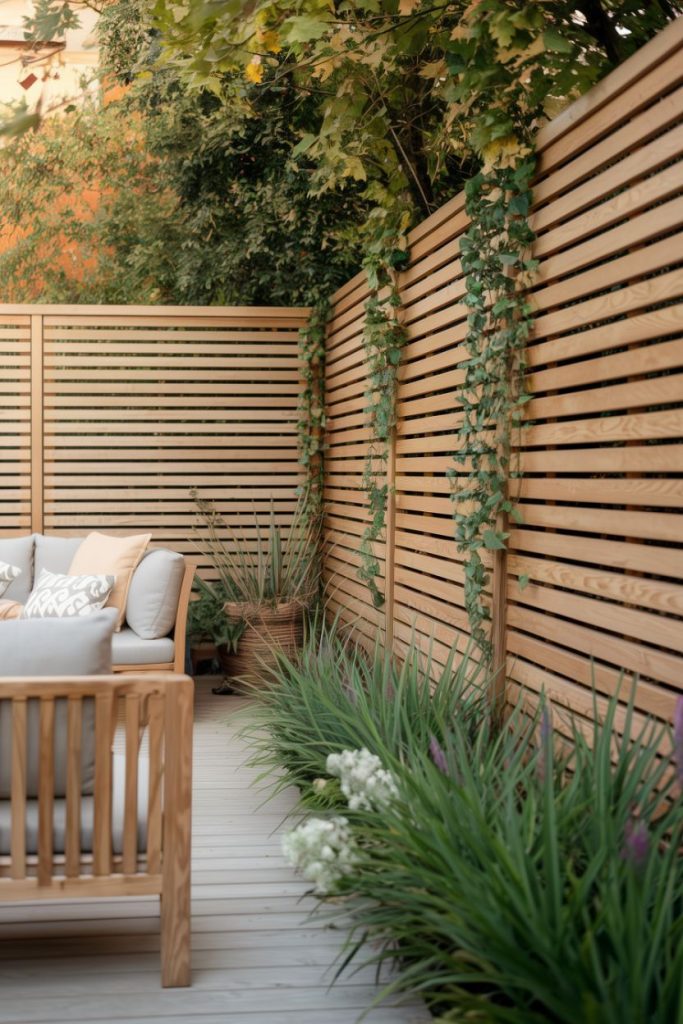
[674,696,683,787]
[621,817,649,870]
[429,735,448,775]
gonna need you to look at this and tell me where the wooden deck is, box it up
[0,683,429,1024]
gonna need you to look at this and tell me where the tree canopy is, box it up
[0,1,678,301]
[0,0,369,304]
[150,0,680,235]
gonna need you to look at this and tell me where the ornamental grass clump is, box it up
[339,696,682,1022]
[273,653,683,1023]
[241,617,488,801]
[191,488,321,608]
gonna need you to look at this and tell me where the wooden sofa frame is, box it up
[114,560,196,675]
[0,672,194,987]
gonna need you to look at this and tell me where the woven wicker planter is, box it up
[218,600,305,690]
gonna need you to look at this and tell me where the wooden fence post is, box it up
[30,314,44,534]
[490,505,508,718]
[384,428,397,656]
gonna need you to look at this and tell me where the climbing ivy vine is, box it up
[298,298,329,522]
[358,244,409,608]
[449,154,538,659]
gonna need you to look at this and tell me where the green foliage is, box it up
[327,695,683,1023]
[0,0,368,306]
[187,575,246,651]
[150,0,679,233]
[450,156,537,659]
[191,489,322,607]
[242,615,486,798]
[298,299,329,520]
[251,637,683,1021]
[0,101,180,304]
[358,240,409,607]
[23,0,81,42]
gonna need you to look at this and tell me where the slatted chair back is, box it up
[0,673,193,987]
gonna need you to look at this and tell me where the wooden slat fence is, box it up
[323,17,683,726]
[0,305,309,578]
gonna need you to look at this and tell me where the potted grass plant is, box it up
[191,489,321,688]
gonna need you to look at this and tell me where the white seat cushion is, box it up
[0,751,149,856]
[112,627,174,666]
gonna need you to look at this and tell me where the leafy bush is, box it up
[249,624,683,1022]
[187,576,245,652]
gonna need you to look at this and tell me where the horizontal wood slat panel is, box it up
[0,308,308,582]
[0,316,33,532]
[322,21,683,726]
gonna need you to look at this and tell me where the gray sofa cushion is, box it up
[0,610,117,799]
[126,548,185,639]
[33,535,83,579]
[0,609,116,675]
[0,751,149,856]
[0,537,33,603]
[112,627,174,666]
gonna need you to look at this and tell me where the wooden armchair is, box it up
[0,672,193,987]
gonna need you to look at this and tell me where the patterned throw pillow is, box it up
[0,561,21,599]
[23,569,116,620]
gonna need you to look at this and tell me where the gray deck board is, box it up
[0,684,429,1024]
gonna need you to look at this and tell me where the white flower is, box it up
[326,748,399,811]
[312,778,328,793]
[282,816,358,894]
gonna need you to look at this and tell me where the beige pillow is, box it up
[69,532,151,630]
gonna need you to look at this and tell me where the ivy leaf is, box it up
[482,530,509,550]
[507,193,530,216]
[518,573,529,591]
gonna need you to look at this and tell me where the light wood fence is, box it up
[323,17,683,726]
[0,305,308,578]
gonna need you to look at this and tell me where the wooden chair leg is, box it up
[160,676,193,988]
[160,885,190,988]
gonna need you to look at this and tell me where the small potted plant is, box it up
[191,490,321,688]
[187,575,246,679]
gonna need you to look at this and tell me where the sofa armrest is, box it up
[172,562,196,674]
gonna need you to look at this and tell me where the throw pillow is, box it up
[0,561,21,599]
[23,568,115,619]
[69,531,151,631]
[126,548,185,639]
